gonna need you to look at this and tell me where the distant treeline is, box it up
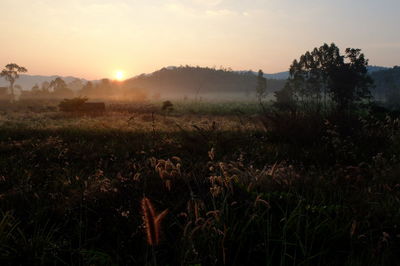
[1,65,400,102]
[370,66,400,107]
[0,77,83,101]
[0,78,147,102]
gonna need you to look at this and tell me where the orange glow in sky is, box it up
[0,0,399,80]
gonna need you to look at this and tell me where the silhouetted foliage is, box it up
[256,70,267,104]
[78,79,144,101]
[370,66,400,107]
[0,63,27,102]
[67,78,84,92]
[274,83,297,113]
[80,81,94,96]
[49,77,74,98]
[58,97,88,112]
[276,43,373,113]
[161,100,174,112]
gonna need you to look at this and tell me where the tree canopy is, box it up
[0,63,27,101]
[276,43,373,112]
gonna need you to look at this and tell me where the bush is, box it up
[161,100,174,112]
[58,97,88,112]
[261,110,326,145]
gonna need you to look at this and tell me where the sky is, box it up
[0,0,399,80]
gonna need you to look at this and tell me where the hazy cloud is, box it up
[192,0,224,6]
[205,9,237,17]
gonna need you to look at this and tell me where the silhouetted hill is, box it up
[368,65,390,73]
[235,70,289,80]
[124,66,287,98]
[3,65,396,100]
[263,71,290,80]
[246,66,390,81]
[370,66,400,103]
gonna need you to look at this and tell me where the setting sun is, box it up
[115,71,124,81]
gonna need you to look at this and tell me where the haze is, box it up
[1,0,399,79]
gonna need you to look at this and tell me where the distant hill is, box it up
[0,75,89,91]
[246,66,390,81]
[263,71,290,80]
[370,66,400,103]
[122,65,397,99]
[367,65,390,73]
[1,65,396,100]
[123,66,287,98]
[235,70,289,80]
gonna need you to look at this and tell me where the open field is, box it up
[1,101,400,265]
[0,101,262,132]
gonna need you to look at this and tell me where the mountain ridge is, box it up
[0,65,394,91]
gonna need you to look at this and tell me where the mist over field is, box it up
[1,65,398,103]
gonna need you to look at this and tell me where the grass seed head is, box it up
[141,197,168,246]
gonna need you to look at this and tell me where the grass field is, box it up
[1,100,400,265]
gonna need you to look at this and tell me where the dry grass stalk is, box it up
[141,197,168,246]
[254,194,271,209]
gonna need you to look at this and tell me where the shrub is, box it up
[161,100,174,113]
[58,97,88,112]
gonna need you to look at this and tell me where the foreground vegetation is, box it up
[0,99,399,266]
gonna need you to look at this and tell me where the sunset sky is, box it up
[1,0,399,80]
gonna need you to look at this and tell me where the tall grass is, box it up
[0,103,399,265]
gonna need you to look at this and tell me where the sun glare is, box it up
[115,71,124,81]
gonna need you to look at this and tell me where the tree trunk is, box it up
[10,80,15,103]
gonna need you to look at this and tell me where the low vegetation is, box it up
[58,97,89,112]
[0,98,399,265]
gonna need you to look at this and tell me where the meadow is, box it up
[1,100,400,265]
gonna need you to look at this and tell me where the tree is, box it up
[67,78,84,92]
[32,83,39,92]
[256,70,267,106]
[79,81,94,96]
[280,43,373,112]
[41,81,50,92]
[0,63,27,102]
[49,77,68,92]
[39,81,52,99]
[329,47,373,111]
[161,100,174,113]
[49,77,74,98]
[274,83,297,113]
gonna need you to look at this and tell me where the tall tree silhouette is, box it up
[280,43,373,112]
[49,77,68,91]
[0,63,27,102]
[49,77,73,98]
[256,70,267,110]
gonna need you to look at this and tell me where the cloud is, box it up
[192,0,223,6]
[165,0,245,18]
[164,2,198,16]
[205,9,237,17]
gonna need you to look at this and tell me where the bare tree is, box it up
[0,63,27,102]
